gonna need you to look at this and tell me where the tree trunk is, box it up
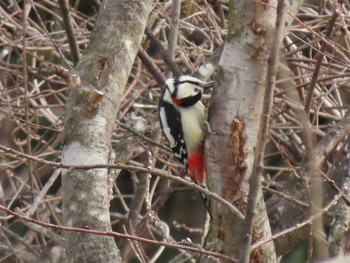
[205,0,303,261]
[61,1,153,262]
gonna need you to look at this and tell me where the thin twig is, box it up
[0,226,39,256]
[23,0,35,199]
[15,208,65,245]
[25,169,61,217]
[262,186,309,208]
[116,120,171,152]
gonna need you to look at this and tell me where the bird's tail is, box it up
[188,145,205,184]
[188,145,211,218]
[194,180,212,219]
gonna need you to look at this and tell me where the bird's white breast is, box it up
[180,102,205,154]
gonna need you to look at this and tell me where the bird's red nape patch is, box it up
[188,145,205,184]
[172,97,182,106]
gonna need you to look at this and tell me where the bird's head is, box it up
[162,76,214,107]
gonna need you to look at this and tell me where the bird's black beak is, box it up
[202,81,214,91]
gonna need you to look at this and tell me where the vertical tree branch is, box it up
[22,0,34,193]
[167,0,181,64]
[286,74,329,260]
[58,0,80,65]
[240,1,288,262]
[293,101,329,260]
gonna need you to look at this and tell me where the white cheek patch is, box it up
[159,107,175,147]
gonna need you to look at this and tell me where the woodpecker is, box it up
[158,75,214,213]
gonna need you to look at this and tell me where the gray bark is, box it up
[206,2,278,260]
[205,0,304,262]
[60,1,153,262]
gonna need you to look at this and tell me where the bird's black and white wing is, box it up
[158,100,188,167]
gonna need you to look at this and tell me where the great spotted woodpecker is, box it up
[158,75,214,213]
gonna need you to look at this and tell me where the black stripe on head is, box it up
[174,77,214,91]
[169,80,178,98]
[161,80,178,100]
[174,79,202,88]
[179,91,202,107]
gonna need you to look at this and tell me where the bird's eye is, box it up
[194,87,200,93]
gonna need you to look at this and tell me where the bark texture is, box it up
[61,1,153,262]
[205,0,301,262]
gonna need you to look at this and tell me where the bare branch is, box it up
[58,0,80,65]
